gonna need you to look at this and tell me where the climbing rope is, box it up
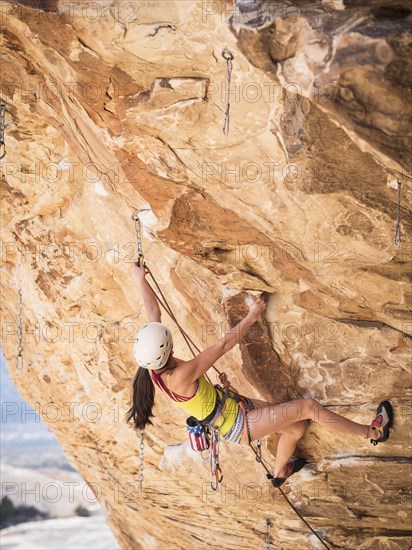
[222,49,234,136]
[16,289,24,371]
[138,428,145,495]
[142,250,236,391]
[265,518,273,550]
[147,267,242,396]
[394,180,401,248]
[131,212,331,550]
[248,443,331,550]
[387,167,412,183]
[131,214,210,369]
[0,100,13,160]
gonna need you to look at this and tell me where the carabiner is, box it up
[222,48,234,61]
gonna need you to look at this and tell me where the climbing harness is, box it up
[185,382,251,489]
[131,212,331,549]
[265,518,273,550]
[138,428,145,495]
[16,289,24,371]
[222,49,234,136]
[0,100,13,160]
[394,180,401,248]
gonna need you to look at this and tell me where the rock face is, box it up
[0,1,411,549]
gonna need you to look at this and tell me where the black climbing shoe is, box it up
[370,400,393,446]
[271,457,307,488]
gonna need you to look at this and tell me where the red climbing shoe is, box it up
[370,401,393,446]
[271,457,307,488]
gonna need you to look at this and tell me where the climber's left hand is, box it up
[133,261,149,282]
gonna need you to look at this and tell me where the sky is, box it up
[1,349,71,469]
[1,349,54,439]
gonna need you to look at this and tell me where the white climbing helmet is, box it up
[133,322,173,370]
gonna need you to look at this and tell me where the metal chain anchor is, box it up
[133,215,145,495]
[394,180,401,248]
[132,212,144,266]
[0,100,14,160]
[222,48,234,136]
[16,289,24,370]
[255,439,262,463]
[138,428,145,495]
[265,518,273,550]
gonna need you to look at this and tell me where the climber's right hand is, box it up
[248,296,266,320]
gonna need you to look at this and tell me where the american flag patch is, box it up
[186,417,210,451]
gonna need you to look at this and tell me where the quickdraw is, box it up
[132,212,144,266]
[138,428,145,495]
[222,48,234,136]
[0,100,13,160]
[394,180,401,248]
[209,427,223,491]
[16,289,24,371]
[265,518,273,550]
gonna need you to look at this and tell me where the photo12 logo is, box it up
[1,2,141,25]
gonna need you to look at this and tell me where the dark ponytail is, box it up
[125,367,155,430]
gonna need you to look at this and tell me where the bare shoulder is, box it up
[171,359,193,384]
[169,360,198,395]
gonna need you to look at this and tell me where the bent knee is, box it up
[296,418,309,435]
[301,398,321,418]
[284,419,308,438]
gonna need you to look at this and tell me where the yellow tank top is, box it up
[166,374,239,436]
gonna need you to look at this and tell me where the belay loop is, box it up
[138,428,145,495]
[222,48,234,136]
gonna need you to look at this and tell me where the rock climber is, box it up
[126,262,393,487]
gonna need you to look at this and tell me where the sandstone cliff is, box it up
[1,1,411,549]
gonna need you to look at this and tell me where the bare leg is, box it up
[247,397,378,441]
[248,397,273,409]
[247,397,309,476]
[272,421,308,477]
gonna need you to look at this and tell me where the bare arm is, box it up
[176,296,266,384]
[133,263,161,322]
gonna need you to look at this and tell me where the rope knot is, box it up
[218,371,230,389]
